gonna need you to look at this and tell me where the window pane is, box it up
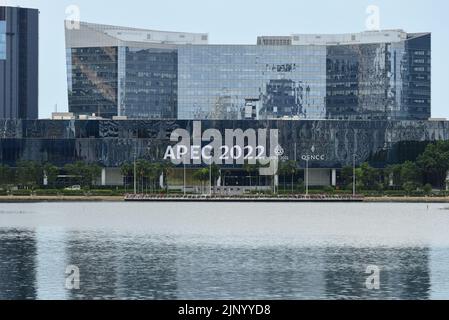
[0,21,6,60]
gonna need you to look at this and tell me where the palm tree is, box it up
[160,161,175,193]
[279,160,298,194]
[136,160,150,193]
[43,163,59,188]
[16,161,43,190]
[210,164,220,194]
[278,161,288,192]
[120,162,133,191]
[147,163,161,194]
[243,162,258,189]
[87,164,102,188]
[193,168,209,194]
[0,165,14,190]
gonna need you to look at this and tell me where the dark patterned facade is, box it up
[0,119,446,169]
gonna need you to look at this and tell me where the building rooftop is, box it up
[260,30,431,46]
[65,21,209,49]
[66,22,430,48]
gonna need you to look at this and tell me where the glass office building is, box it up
[66,23,431,121]
[177,45,326,120]
[66,22,207,119]
[326,34,431,121]
[0,6,39,120]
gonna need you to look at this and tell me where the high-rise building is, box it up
[66,22,430,121]
[65,22,208,119]
[0,6,39,120]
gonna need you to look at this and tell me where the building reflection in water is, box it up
[323,247,431,300]
[429,247,449,300]
[65,232,178,300]
[35,227,69,300]
[0,229,37,300]
[0,228,438,300]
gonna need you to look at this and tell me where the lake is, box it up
[0,202,449,300]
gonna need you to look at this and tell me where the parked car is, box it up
[65,185,81,191]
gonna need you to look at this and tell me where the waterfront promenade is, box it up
[2,194,449,203]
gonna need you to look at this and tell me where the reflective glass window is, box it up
[177,45,327,120]
[0,21,6,60]
[67,47,119,118]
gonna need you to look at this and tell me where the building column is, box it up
[331,169,337,187]
[217,176,222,187]
[160,173,164,189]
[101,168,106,186]
[446,171,449,191]
[389,173,394,187]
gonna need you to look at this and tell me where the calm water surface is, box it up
[1,202,449,300]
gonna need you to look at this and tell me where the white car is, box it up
[65,185,81,191]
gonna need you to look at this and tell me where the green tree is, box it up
[16,161,42,189]
[423,183,433,196]
[135,160,150,193]
[243,162,257,189]
[385,164,402,187]
[0,165,14,188]
[193,165,220,194]
[359,163,381,190]
[120,162,133,177]
[87,164,102,188]
[400,161,421,185]
[64,162,101,188]
[210,164,220,184]
[64,162,84,186]
[120,162,134,191]
[193,168,210,194]
[297,177,305,194]
[341,166,354,188]
[279,160,297,193]
[417,141,449,189]
[160,161,175,192]
[43,163,59,188]
[403,181,418,196]
[146,163,161,193]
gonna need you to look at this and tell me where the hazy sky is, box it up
[5,0,449,118]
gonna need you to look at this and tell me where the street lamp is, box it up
[183,161,186,197]
[353,154,356,197]
[133,146,137,195]
[305,159,309,196]
[209,162,212,196]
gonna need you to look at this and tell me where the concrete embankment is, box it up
[364,197,449,203]
[1,195,449,203]
[0,196,124,202]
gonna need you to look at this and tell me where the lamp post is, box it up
[183,162,186,197]
[305,159,309,196]
[353,154,356,197]
[209,162,212,196]
[133,148,137,195]
[353,132,357,197]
